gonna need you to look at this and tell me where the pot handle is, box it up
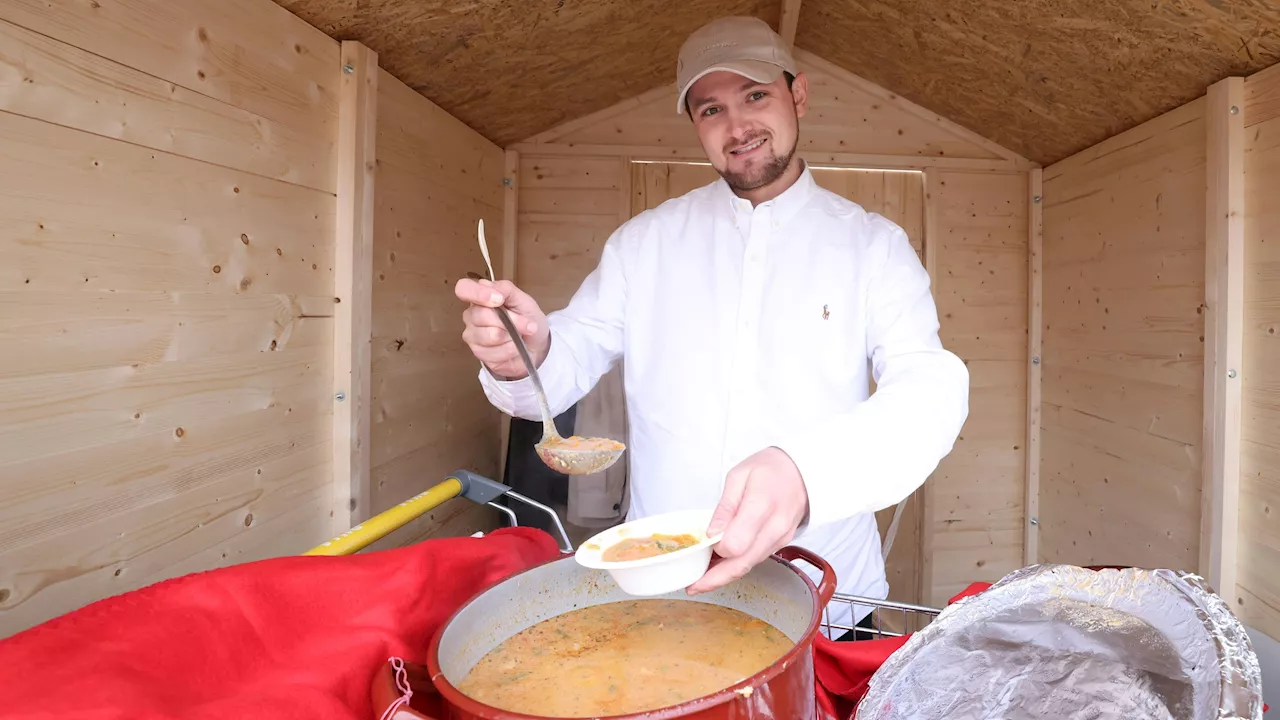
[370,657,441,720]
[774,545,837,610]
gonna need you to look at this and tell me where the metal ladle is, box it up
[469,220,624,476]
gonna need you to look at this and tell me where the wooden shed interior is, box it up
[0,0,1278,678]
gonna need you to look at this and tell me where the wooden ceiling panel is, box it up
[796,0,1280,164]
[273,0,780,147]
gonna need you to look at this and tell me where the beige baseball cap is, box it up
[675,16,798,114]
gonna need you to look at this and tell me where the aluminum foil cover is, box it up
[854,564,1263,720]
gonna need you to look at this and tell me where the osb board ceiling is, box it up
[275,0,1280,164]
[271,0,779,147]
[798,0,1280,164]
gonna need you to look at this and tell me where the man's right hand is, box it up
[455,277,550,381]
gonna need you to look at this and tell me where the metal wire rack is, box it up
[821,592,943,640]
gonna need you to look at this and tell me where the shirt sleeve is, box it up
[479,225,630,422]
[775,221,970,529]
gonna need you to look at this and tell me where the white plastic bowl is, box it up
[573,509,723,596]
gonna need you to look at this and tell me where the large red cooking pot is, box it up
[371,544,836,719]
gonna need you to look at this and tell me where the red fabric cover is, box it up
[0,526,561,720]
[812,582,993,720]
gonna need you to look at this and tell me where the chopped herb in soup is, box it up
[602,532,700,562]
[455,599,792,717]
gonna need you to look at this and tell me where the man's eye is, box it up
[749,91,766,101]
[702,106,720,116]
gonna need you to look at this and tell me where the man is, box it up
[455,16,969,635]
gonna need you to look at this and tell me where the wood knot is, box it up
[0,589,10,603]
[394,339,405,351]
[212,265,221,274]
[244,513,254,527]
[241,233,250,244]
[238,277,251,291]
[197,69,206,80]
[269,339,278,350]
[174,427,185,438]
[276,248,283,256]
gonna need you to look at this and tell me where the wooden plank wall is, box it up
[924,170,1030,604]
[1240,62,1280,641]
[1040,99,1208,571]
[0,0,340,636]
[361,69,507,548]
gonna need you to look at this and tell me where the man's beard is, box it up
[717,131,797,192]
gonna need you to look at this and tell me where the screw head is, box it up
[1030,517,1039,526]
[343,63,354,74]
[1230,105,1240,115]
[1033,195,1042,203]
[336,392,346,401]
[1228,369,1237,379]
[1032,356,1041,365]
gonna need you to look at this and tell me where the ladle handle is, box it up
[466,272,559,440]
[775,545,837,611]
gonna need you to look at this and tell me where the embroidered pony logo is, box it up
[822,304,830,320]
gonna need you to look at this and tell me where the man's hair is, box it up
[684,71,797,118]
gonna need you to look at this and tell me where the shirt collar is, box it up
[717,159,816,226]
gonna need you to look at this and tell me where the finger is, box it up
[455,277,506,308]
[464,306,539,336]
[706,465,749,538]
[715,490,773,559]
[686,555,753,595]
[462,324,510,348]
[690,512,797,596]
[487,280,544,320]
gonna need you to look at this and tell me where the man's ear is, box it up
[790,71,810,119]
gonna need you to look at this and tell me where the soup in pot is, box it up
[454,599,793,717]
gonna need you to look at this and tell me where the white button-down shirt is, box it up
[481,164,969,626]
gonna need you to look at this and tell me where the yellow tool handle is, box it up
[303,477,464,556]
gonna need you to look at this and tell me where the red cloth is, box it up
[0,526,561,720]
[813,582,993,719]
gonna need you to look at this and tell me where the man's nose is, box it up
[726,112,755,143]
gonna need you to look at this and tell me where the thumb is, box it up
[487,280,543,335]
[706,466,747,538]
[489,280,540,315]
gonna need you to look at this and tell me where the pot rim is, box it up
[424,545,834,720]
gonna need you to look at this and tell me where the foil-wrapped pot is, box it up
[855,564,1264,720]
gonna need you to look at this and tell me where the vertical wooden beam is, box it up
[780,0,802,49]
[333,41,377,532]
[918,167,940,605]
[618,156,634,225]
[1025,168,1043,566]
[496,149,519,482]
[1200,77,1245,604]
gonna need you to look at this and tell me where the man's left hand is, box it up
[686,446,809,595]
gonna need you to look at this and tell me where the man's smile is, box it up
[730,136,768,155]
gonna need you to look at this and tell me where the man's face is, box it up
[686,70,809,193]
